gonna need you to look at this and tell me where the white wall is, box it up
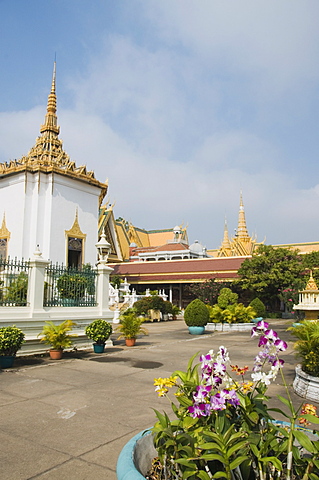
[0,170,102,264]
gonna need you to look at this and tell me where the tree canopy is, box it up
[236,245,306,307]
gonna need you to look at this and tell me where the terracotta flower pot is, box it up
[125,338,136,347]
[49,349,63,360]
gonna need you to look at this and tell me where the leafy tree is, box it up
[236,245,305,309]
[185,279,229,305]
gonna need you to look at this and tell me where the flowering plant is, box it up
[151,321,319,480]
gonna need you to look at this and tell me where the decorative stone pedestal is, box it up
[293,364,319,403]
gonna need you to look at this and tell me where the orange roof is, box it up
[110,256,247,284]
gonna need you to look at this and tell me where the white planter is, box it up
[293,364,319,403]
[206,322,254,332]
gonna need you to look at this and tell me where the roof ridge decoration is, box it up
[0,63,107,204]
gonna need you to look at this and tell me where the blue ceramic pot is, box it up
[188,326,205,335]
[0,355,15,368]
[117,430,155,480]
[93,343,105,353]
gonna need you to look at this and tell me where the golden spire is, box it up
[221,218,231,250]
[40,61,59,136]
[217,218,232,256]
[236,192,250,240]
[0,63,108,205]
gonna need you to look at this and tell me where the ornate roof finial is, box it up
[40,61,59,136]
[236,191,250,240]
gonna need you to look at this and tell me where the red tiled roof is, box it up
[109,256,248,284]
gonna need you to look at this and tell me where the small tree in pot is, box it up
[184,298,209,334]
[38,320,77,359]
[85,319,112,353]
[116,311,148,346]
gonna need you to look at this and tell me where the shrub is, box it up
[217,288,238,309]
[288,320,319,376]
[56,273,88,299]
[4,272,28,306]
[208,303,256,324]
[249,297,266,318]
[184,299,209,327]
[0,325,25,356]
[85,319,112,344]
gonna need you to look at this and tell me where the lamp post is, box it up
[95,233,111,264]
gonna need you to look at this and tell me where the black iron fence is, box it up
[0,257,30,306]
[44,263,97,307]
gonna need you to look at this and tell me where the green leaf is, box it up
[309,474,319,480]
[198,453,226,463]
[268,407,290,418]
[229,455,249,470]
[302,413,319,425]
[259,456,282,470]
[175,458,196,468]
[277,394,292,409]
[227,441,248,457]
[293,430,317,453]
[183,470,198,479]
[197,471,212,480]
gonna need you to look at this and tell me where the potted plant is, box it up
[38,320,77,359]
[184,298,209,334]
[0,325,25,368]
[85,319,112,353]
[141,320,319,479]
[289,320,319,402]
[56,272,88,305]
[115,311,148,346]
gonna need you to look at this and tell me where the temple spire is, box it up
[40,61,59,136]
[221,218,231,250]
[236,192,249,240]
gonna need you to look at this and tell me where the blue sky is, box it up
[1,0,319,249]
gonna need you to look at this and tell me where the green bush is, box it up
[217,288,238,309]
[56,273,88,299]
[207,303,256,324]
[85,319,112,344]
[4,272,28,306]
[0,325,25,356]
[249,298,266,318]
[288,320,319,376]
[184,299,209,327]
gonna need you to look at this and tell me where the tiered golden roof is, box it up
[0,63,107,205]
[217,193,258,257]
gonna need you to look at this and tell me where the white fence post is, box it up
[28,248,50,313]
[96,262,113,317]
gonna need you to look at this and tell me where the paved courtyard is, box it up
[0,318,315,480]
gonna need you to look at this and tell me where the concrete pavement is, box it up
[0,318,315,480]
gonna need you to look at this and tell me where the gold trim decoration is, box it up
[0,213,11,240]
[65,209,86,240]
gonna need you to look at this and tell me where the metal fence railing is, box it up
[44,263,97,307]
[0,257,30,306]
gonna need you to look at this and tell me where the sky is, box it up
[1,0,319,250]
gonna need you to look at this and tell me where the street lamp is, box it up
[95,233,111,263]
